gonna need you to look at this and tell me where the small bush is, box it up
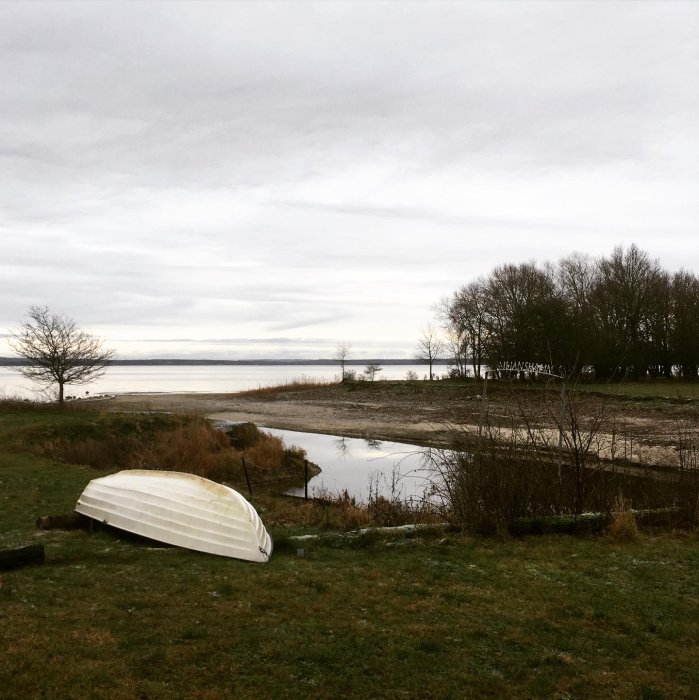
[607,494,639,542]
[240,434,286,470]
[314,489,372,530]
[226,422,263,449]
[142,419,243,483]
[368,495,436,527]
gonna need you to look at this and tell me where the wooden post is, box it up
[304,459,309,500]
[557,381,565,485]
[478,373,488,438]
[0,544,45,571]
[242,457,253,496]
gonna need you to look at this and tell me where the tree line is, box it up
[439,245,699,381]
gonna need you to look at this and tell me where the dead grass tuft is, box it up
[607,494,639,542]
[233,376,337,397]
[368,494,439,527]
[256,487,440,531]
[238,433,286,470]
[255,490,372,530]
[0,395,38,411]
[18,412,314,494]
[141,418,244,483]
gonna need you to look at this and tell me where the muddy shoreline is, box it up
[99,382,697,469]
[101,388,452,447]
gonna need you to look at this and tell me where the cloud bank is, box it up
[1,1,697,358]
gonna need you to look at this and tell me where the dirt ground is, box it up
[99,381,698,469]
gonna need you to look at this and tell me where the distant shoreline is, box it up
[0,358,450,367]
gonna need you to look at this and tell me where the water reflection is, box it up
[333,436,352,457]
[265,428,435,503]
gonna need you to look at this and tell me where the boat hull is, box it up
[75,470,272,563]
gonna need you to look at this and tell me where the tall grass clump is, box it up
[365,466,439,527]
[15,412,182,469]
[139,418,243,483]
[226,421,310,484]
[607,493,639,541]
[234,375,337,397]
[0,395,39,411]
[14,413,312,489]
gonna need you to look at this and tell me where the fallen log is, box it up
[0,544,45,571]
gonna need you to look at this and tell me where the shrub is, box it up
[313,489,373,530]
[140,418,243,483]
[607,494,639,541]
[226,422,263,449]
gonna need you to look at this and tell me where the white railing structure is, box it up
[495,361,561,379]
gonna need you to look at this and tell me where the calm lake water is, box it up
[0,363,437,400]
[265,427,436,504]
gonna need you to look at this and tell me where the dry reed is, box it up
[607,494,639,541]
[233,376,337,397]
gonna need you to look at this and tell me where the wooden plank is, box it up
[0,544,45,571]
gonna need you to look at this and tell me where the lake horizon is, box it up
[0,362,450,400]
[0,356,449,366]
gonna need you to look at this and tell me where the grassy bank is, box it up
[335,376,699,401]
[247,376,699,412]
[2,404,699,699]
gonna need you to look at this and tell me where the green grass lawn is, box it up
[578,380,699,400]
[2,406,699,699]
[484,377,699,400]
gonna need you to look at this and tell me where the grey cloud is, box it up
[279,200,599,234]
[1,2,697,358]
[113,336,327,346]
[267,313,353,333]
[4,2,695,190]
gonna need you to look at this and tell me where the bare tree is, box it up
[416,324,444,380]
[589,244,664,379]
[441,280,489,379]
[442,322,470,378]
[555,253,597,372]
[10,306,114,404]
[364,362,382,381]
[334,342,352,381]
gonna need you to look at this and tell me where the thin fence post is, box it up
[304,459,309,500]
[557,381,564,485]
[242,457,253,496]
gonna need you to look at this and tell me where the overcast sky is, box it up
[1,1,697,359]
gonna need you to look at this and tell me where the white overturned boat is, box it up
[75,470,272,563]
